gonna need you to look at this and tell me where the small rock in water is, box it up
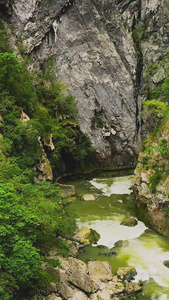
[163,260,169,268]
[121,217,138,227]
[79,248,85,253]
[82,194,96,201]
[105,251,117,257]
[97,245,107,249]
[114,240,129,248]
[117,199,123,204]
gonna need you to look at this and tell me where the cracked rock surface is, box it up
[2,0,169,167]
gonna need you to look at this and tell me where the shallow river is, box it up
[65,172,169,299]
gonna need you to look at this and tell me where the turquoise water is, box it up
[64,173,169,299]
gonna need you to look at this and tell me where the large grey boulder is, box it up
[68,257,87,274]
[69,269,99,293]
[87,261,113,282]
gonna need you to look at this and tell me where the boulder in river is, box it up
[58,184,75,198]
[82,194,96,201]
[163,260,169,268]
[120,217,138,227]
[73,227,100,245]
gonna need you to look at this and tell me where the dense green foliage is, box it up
[0,26,93,299]
[141,57,169,194]
[0,162,76,298]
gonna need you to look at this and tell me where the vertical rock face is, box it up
[1,0,169,167]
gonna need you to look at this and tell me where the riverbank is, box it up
[32,173,169,300]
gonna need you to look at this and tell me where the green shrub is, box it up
[45,258,60,267]
[149,172,162,193]
[158,139,168,156]
[56,238,70,258]
[143,99,167,118]
[0,23,11,52]
[141,156,150,169]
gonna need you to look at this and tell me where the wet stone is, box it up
[120,217,138,227]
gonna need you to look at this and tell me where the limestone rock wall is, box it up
[1,0,169,167]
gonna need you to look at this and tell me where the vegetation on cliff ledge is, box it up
[0,25,94,299]
[136,56,169,196]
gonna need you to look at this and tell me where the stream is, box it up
[64,172,169,299]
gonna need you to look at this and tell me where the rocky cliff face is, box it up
[0,0,168,167]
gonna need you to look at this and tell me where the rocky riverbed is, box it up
[33,245,142,300]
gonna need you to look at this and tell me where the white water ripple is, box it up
[89,175,134,195]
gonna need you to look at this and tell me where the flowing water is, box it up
[64,172,169,299]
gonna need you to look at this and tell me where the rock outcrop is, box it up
[36,257,141,300]
[134,119,169,236]
[1,0,168,167]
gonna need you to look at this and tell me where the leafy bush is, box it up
[158,139,168,156]
[149,172,162,193]
[0,52,37,113]
[140,155,150,169]
[45,258,60,267]
[0,23,11,52]
[143,99,167,118]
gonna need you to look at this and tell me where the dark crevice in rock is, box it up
[0,5,9,16]
[132,0,143,140]
[28,0,75,54]
[0,0,13,17]
[31,27,55,54]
